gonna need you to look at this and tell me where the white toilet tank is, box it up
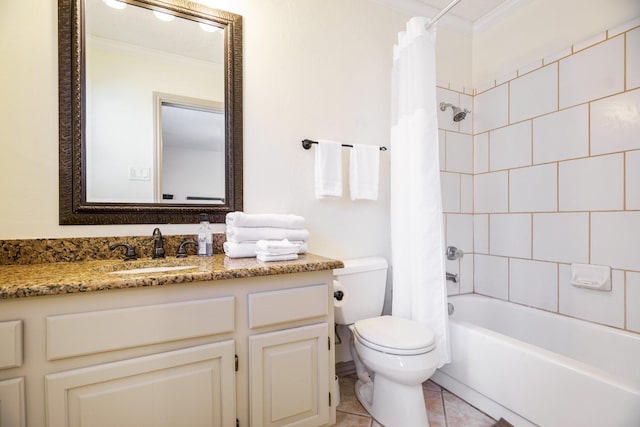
[333,257,388,325]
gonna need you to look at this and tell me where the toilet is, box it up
[334,257,438,427]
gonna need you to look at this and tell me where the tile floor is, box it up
[335,375,496,427]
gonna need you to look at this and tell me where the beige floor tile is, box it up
[424,389,446,427]
[335,411,373,427]
[423,379,443,392]
[443,390,495,427]
[337,375,369,417]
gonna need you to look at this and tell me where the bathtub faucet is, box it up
[446,272,458,283]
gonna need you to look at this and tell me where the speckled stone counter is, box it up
[0,253,343,299]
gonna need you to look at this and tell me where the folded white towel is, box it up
[256,252,299,262]
[315,140,343,199]
[226,212,305,229]
[226,226,310,243]
[223,241,308,258]
[349,143,380,200]
[223,241,257,258]
[256,239,300,255]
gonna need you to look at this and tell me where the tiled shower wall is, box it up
[441,20,640,335]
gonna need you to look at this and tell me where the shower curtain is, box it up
[390,17,450,367]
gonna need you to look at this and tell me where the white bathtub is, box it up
[431,294,640,427]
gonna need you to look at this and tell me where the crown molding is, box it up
[369,0,473,34]
[473,0,528,33]
[370,0,527,35]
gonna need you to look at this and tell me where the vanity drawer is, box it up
[47,296,235,360]
[248,284,328,328]
[0,320,23,369]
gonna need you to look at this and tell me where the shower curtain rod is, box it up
[425,0,463,30]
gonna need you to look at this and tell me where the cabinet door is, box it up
[46,341,235,427]
[0,377,26,427]
[249,323,329,427]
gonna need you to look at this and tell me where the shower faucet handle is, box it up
[446,246,464,260]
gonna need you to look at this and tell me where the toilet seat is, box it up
[353,315,436,355]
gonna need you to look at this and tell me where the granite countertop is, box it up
[0,254,344,300]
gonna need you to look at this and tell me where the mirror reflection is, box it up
[85,0,225,205]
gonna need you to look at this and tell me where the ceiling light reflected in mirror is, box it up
[103,0,126,9]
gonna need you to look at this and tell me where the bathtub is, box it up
[431,294,640,427]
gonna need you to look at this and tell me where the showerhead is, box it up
[439,102,471,122]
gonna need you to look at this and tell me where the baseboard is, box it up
[336,361,356,377]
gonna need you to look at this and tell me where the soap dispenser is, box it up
[197,213,213,256]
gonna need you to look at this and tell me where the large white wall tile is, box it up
[559,265,624,328]
[474,132,489,173]
[510,163,557,212]
[559,36,625,108]
[490,121,531,171]
[591,212,640,271]
[459,254,474,294]
[460,174,473,213]
[474,171,508,213]
[533,213,589,264]
[627,150,640,210]
[627,272,640,333]
[446,132,473,173]
[532,104,589,164]
[509,259,558,311]
[446,214,473,253]
[474,84,509,134]
[441,172,460,213]
[474,254,509,300]
[590,89,640,155]
[510,63,558,122]
[458,93,473,134]
[490,214,531,258]
[627,27,640,90]
[474,214,489,254]
[559,154,624,211]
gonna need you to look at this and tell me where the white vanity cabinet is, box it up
[248,284,331,427]
[0,320,25,427]
[0,269,336,427]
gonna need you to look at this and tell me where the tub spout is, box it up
[446,272,458,283]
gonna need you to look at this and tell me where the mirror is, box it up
[58,0,243,224]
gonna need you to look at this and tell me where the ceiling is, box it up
[373,0,522,33]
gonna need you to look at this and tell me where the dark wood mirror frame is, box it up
[58,0,243,225]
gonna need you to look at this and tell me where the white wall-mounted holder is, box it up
[570,263,611,291]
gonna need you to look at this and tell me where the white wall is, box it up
[0,0,470,263]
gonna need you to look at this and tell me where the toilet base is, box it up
[355,375,430,427]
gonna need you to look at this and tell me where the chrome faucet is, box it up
[446,272,458,283]
[152,227,165,259]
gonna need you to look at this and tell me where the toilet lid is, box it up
[353,315,436,355]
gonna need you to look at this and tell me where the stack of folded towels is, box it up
[223,212,309,261]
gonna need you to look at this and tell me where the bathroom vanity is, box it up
[0,252,342,427]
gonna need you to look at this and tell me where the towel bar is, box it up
[301,139,387,151]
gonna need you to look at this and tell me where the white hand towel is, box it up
[349,143,380,200]
[223,241,307,258]
[226,226,310,243]
[256,252,299,262]
[256,239,300,255]
[223,241,257,258]
[315,140,343,199]
[226,212,305,229]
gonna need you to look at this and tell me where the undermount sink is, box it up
[107,265,198,275]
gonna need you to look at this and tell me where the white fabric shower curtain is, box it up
[390,17,450,367]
